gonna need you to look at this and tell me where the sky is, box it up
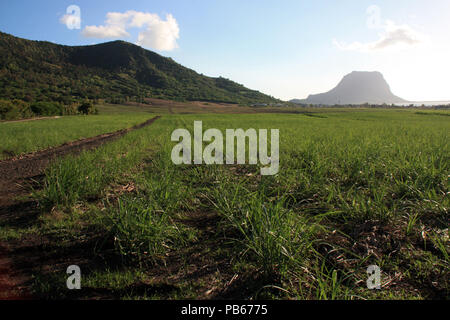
[1,0,449,101]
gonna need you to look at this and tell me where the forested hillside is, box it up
[0,31,278,119]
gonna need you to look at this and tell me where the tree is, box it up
[30,101,62,116]
[78,101,98,115]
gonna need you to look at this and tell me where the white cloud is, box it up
[334,21,423,52]
[82,25,130,38]
[137,14,179,51]
[81,10,179,51]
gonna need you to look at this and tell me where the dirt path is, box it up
[0,116,62,124]
[0,116,160,300]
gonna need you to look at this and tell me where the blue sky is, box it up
[1,0,449,101]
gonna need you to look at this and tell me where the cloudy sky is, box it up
[1,0,449,101]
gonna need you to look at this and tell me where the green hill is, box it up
[0,31,278,111]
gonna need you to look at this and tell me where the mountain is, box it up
[291,71,406,105]
[0,31,278,105]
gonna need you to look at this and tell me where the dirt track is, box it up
[0,116,62,124]
[0,116,160,299]
[0,116,160,208]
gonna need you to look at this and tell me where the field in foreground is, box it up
[0,108,448,300]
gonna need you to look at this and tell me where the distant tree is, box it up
[30,101,62,116]
[78,101,98,115]
[0,99,32,120]
[0,99,15,120]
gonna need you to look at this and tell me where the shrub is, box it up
[78,101,98,115]
[0,99,32,120]
[62,104,79,116]
[30,101,63,116]
[0,99,16,120]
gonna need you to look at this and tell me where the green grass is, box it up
[15,108,450,299]
[0,112,154,159]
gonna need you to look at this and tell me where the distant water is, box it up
[394,101,450,107]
